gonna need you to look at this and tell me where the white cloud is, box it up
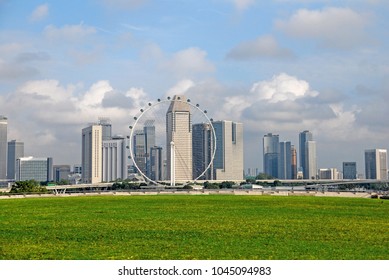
[1,79,151,163]
[18,79,74,103]
[227,35,294,60]
[80,80,112,108]
[217,73,365,144]
[44,23,96,42]
[166,79,195,98]
[30,4,49,22]
[164,47,215,77]
[250,73,318,103]
[125,87,148,109]
[276,7,370,49]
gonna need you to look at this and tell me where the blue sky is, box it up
[1,0,389,175]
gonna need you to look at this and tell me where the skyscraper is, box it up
[343,162,357,180]
[102,135,128,182]
[291,145,297,179]
[365,149,388,180]
[305,140,317,179]
[0,116,7,179]
[133,130,147,174]
[143,120,155,178]
[192,123,214,180]
[263,133,279,178]
[166,95,193,182]
[299,130,313,179]
[82,124,102,183]
[7,140,24,180]
[212,120,243,180]
[278,141,292,179]
[99,117,112,141]
[150,146,163,181]
[132,121,155,177]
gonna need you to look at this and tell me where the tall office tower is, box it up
[98,117,112,141]
[192,123,214,180]
[150,146,163,181]
[343,162,357,180]
[0,116,7,179]
[212,120,244,181]
[278,141,292,179]
[82,124,102,183]
[143,120,155,178]
[305,140,317,179]
[166,95,193,182]
[7,140,24,180]
[53,165,71,182]
[133,130,147,174]
[102,135,128,182]
[291,145,297,179]
[16,157,53,182]
[263,133,279,178]
[299,130,313,179]
[365,149,388,180]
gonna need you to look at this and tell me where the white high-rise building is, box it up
[212,120,243,181]
[102,136,128,182]
[365,149,388,180]
[7,140,24,180]
[166,95,193,182]
[0,116,7,179]
[82,124,102,183]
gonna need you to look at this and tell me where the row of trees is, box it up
[5,177,388,194]
[9,180,48,194]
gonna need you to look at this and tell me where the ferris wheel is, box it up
[128,95,216,186]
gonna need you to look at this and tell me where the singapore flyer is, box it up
[128,95,216,186]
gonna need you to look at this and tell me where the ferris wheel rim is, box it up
[128,97,217,186]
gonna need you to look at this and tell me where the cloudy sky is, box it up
[1,0,388,175]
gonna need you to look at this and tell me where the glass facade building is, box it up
[263,133,279,178]
[299,130,313,179]
[343,162,357,180]
[278,141,292,179]
[7,140,24,180]
[16,157,53,182]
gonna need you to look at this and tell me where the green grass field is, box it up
[0,195,388,260]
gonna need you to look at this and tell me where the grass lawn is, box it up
[0,195,388,260]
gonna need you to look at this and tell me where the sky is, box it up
[1,0,389,176]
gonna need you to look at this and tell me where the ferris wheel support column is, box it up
[170,141,175,187]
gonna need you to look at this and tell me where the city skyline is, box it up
[1,1,389,175]
[1,110,388,179]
